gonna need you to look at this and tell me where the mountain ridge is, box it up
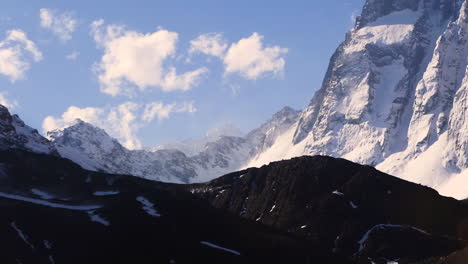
[246,0,468,199]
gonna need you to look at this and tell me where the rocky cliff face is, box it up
[190,156,468,263]
[247,0,468,199]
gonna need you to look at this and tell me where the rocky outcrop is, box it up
[191,156,468,263]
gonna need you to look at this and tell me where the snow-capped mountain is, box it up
[0,105,54,155]
[247,0,468,199]
[45,106,299,183]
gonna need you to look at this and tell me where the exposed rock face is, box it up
[0,105,55,154]
[190,156,468,263]
[247,0,468,199]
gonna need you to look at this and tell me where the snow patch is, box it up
[357,224,429,253]
[43,240,52,249]
[136,196,161,217]
[93,190,120,196]
[87,210,110,226]
[31,188,54,200]
[11,222,34,249]
[269,204,276,213]
[0,192,102,210]
[333,190,344,196]
[345,9,421,54]
[200,241,241,256]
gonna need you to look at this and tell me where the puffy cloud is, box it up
[43,101,197,150]
[189,33,228,57]
[0,92,18,109]
[39,8,77,42]
[66,51,79,60]
[90,19,208,97]
[142,101,196,122]
[224,33,288,80]
[0,30,42,82]
[189,32,288,80]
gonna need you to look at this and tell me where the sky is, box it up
[0,0,365,149]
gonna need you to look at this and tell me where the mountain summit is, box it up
[247,0,468,199]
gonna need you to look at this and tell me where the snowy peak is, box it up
[356,0,421,29]
[247,0,468,199]
[44,105,300,184]
[48,119,122,154]
[270,106,299,121]
[0,104,54,154]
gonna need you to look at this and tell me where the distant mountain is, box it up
[153,123,244,156]
[45,106,299,183]
[190,155,468,263]
[245,0,468,199]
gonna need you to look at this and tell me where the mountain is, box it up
[0,146,467,263]
[190,156,468,263]
[246,0,468,199]
[46,106,299,183]
[0,105,54,155]
[0,149,346,264]
[0,103,467,262]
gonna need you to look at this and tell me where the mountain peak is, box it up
[247,0,468,198]
[272,106,299,120]
[356,0,421,28]
[0,104,54,154]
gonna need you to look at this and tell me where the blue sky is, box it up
[0,0,365,148]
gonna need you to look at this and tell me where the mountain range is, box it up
[23,0,466,200]
[0,0,468,261]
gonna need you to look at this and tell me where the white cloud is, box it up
[189,33,228,57]
[66,51,79,60]
[90,19,208,97]
[0,30,42,82]
[43,101,197,150]
[39,8,77,42]
[223,33,288,80]
[0,92,18,109]
[189,32,288,80]
[142,101,196,122]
